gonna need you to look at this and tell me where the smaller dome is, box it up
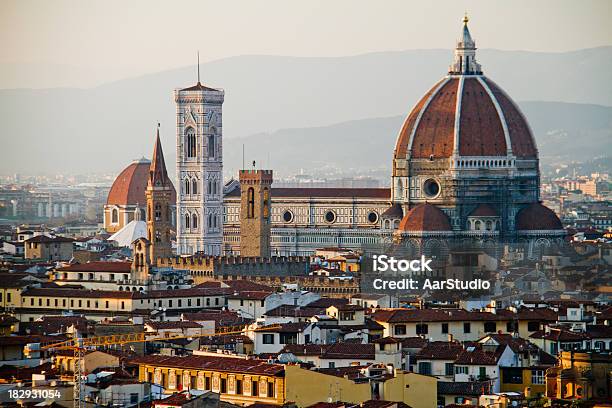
[469,204,498,217]
[107,159,151,206]
[516,203,563,231]
[398,203,452,232]
[381,203,404,219]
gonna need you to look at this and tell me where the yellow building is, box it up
[133,355,437,408]
[546,351,612,403]
[55,350,121,375]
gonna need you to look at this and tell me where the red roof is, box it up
[398,203,452,232]
[516,203,563,231]
[107,160,151,206]
[469,204,498,217]
[282,342,375,360]
[130,354,284,376]
[394,76,537,160]
[225,188,390,199]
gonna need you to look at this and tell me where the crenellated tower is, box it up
[239,169,273,257]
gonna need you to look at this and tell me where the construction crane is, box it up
[25,324,282,408]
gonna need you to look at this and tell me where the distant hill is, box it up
[224,101,612,177]
[0,47,611,175]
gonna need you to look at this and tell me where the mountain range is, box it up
[0,47,611,175]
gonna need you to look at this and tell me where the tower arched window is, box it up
[184,178,190,195]
[192,213,198,229]
[247,187,255,218]
[111,208,118,224]
[263,187,270,219]
[208,213,213,230]
[154,203,162,221]
[185,127,196,158]
[185,213,190,229]
[208,180,212,195]
[192,179,198,195]
[486,220,493,231]
[475,220,482,231]
[208,131,215,158]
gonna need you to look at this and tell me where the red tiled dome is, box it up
[398,203,452,232]
[469,204,498,217]
[107,159,151,206]
[394,76,537,161]
[516,203,563,231]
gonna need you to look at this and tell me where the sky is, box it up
[1,0,611,88]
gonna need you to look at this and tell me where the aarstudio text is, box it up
[372,278,491,291]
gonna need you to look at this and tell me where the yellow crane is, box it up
[25,324,282,408]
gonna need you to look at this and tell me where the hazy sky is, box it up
[1,0,611,88]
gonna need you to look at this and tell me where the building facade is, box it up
[175,81,225,256]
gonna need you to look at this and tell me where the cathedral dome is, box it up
[107,158,151,206]
[398,203,452,232]
[516,203,563,231]
[393,17,537,162]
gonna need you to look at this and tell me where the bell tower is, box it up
[146,125,174,262]
[239,169,273,258]
[175,77,224,256]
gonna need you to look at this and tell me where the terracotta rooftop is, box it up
[469,204,498,217]
[225,188,390,199]
[130,354,284,376]
[516,203,563,231]
[397,203,452,232]
[282,342,375,360]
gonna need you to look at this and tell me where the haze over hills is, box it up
[0,47,611,176]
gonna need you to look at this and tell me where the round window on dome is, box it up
[283,210,294,223]
[324,210,336,223]
[423,179,441,198]
[368,211,379,224]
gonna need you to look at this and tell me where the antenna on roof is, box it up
[197,50,201,84]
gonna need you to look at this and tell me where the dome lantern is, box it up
[449,14,482,75]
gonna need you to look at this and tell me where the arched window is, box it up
[486,220,493,231]
[111,208,118,223]
[185,213,190,229]
[263,187,270,219]
[475,220,482,231]
[154,203,162,221]
[184,178,190,195]
[208,213,213,229]
[192,213,198,229]
[247,187,255,218]
[192,179,198,195]
[185,127,196,158]
[208,180,212,195]
[208,132,215,158]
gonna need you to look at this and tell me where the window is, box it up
[484,322,496,332]
[247,188,255,218]
[220,378,227,394]
[527,321,540,331]
[130,393,139,404]
[502,367,523,384]
[328,362,335,368]
[394,325,406,336]
[155,203,162,221]
[185,127,196,158]
[324,210,336,223]
[441,323,449,334]
[185,214,190,229]
[455,366,468,375]
[445,363,454,376]
[416,324,428,335]
[184,178,190,195]
[279,333,297,345]
[236,379,242,395]
[192,214,198,229]
[479,367,487,379]
[192,179,198,195]
[207,134,215,158]
[418,362,432,375]
[262,334,275,344]
[252,381,258,396]
[463,322,471,333]
[507,321,517,332]
[531,369,545,385]
[111,208,118,223]
[267,382,274,398]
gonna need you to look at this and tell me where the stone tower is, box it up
[175,80,224,256]
[239,169,273,257]
[146,125,174,262]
